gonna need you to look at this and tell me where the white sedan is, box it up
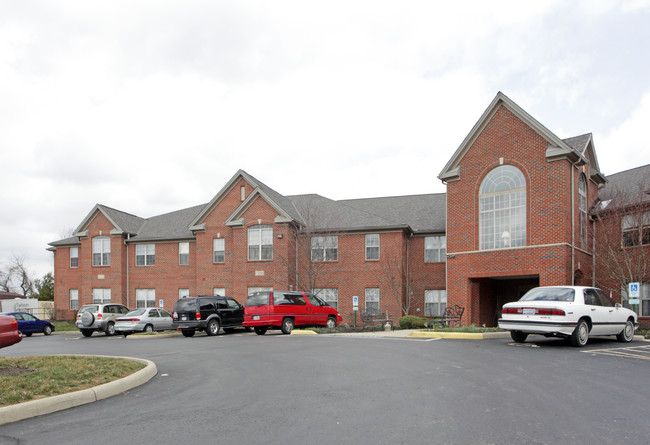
[498,286,638,347]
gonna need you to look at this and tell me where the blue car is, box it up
[2,312,55,337]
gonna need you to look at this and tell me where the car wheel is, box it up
[281,318,294,335]
[570,319,589,347]
[510,330,528,343]
[254,326,267,335]
[245,326,254,332]
[24,332,33,337]
[105,322,116,336]
[223,328,236,334]
[616,319,635,343]
[206,319,220,336]
[181,329,195,337]
[81,329,93,337]
[43,325,53,336]
[143,324,154,333]
[326,317,336,329]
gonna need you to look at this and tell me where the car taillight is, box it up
[122,318,141,322]
[11,320,18,328]
[502,307,565,316]
[97,313,103,319]
[196,312,201,320]
[172,312,178,320]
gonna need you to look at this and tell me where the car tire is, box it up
[616,319,635,343]
[81,329,93,337]
[570,319,589,347]
[181,329,195,337]
[254,326,267,335]
[43,325,53,336]
[510,330,528,343]
[326,317,337,329]
[245,326,254,332]
[281,318,294,335]
[24,332,32,337]
[81,312,95,327]
[206,319,220,336]
[223,328,236,334]
[143,324,154,333]
[105,322,116,336]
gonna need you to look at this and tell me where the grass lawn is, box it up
[0,356,144,407]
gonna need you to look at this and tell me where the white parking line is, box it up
[584,344,650,360]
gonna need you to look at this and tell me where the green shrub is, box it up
[399,315,429,329]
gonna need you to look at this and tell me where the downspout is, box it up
[571,165,575,285]
[592,213,597,286]
[125,234,130,307]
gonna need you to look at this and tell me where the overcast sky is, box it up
[2,0,650,282]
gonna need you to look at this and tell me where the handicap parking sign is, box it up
[628,282,640,301]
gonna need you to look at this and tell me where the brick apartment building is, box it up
[48,92,650,327]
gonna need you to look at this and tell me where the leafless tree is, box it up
[381,250,414,316]
[0,255,36,296]
[593,174,650,299]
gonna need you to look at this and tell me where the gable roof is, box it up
[597,164,650,210]
[438,92,590,182]
[562,133,606,185]
[72,204,146,237]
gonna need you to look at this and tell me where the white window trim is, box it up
[179,242,190,266]
[365,234,380,261]
[70,247,79,268]
[136,244,156,266]
[213,238,225,263]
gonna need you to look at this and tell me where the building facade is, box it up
[48,92,650,328]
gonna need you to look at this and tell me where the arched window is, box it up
[248,224,273,260]
[578,174,588,248]
[479,165,526,250]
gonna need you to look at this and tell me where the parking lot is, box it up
[1,331,649,445]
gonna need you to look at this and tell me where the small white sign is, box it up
[352,296,358,307]
[159,299,164,308]
[629,282,640,299]
[629,299,640,305]
[353,306,358,311]
[255,270,265,276]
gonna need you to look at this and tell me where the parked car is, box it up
[498,286,638,347]
[171,295,247,337]
[0,314,22,349]
[115,308,174,336]
[75,303,131,337]
[243,290,343,335]
[2,312,55,336]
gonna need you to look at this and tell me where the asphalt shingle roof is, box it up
[598,164,650,209]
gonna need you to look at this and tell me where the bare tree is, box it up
[381,251,414,316]
[593,174,650,300]
[0,255,36,296]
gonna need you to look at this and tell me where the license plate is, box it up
[523,308,535,315]
[253,315,260,321]
[181,316,187,321]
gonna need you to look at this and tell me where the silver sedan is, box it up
[115,308,174,336]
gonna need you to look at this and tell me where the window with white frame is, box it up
[425,289,447,317]
[92,288,111,304]
[92,236,111,266]
[479,165,526,250]
[311,236,338,262]
[179,242,189,265]
[136,244,155,266]
[179,288,190,299]
[365,288,380,314]
[213,238,225,263]
[213,288,226,296]
[136,289,156,308]
[248,225,273,260]
[248,286,272,296]
[70,289,79,310]
[579,174,588,248]
[425,236,446,262]
[70,247,79,268]
[313,288,338,310]
[366,234,380,260]
[622,212,650,247]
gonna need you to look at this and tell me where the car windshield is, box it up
[519,288,575,302]
[173,299,196,312]
[246,292,269,307]
[79,305,99,313]
[125,309,146,316]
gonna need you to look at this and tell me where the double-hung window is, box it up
[179,242,189,265]
[622,212,650,247]
[248,225,273,261]
[70,247,79,268]
[366,234,380,260]
[213,238,225,263]
[92,288,111,304]
[92,236,111,266]
[578,174,588,248]
[425,290,447,317]
[136,244,155,266]
[136,289,156,308]
[313,288,338,310]
[425,236,446,262]
[311,236,338,262]
[70,289,79,310]
[365,288,380,314]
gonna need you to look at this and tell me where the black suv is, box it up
[171,295,247,337]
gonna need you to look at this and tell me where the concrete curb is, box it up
[408,331,511,339]
[291,330,317,335]
[0,355,157,426]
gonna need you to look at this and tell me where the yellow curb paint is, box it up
[407,332,486,339]
[291,330,317,335]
